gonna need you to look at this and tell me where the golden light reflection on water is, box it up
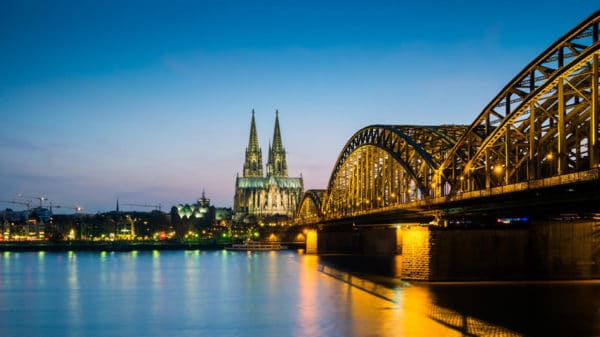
[297,254,522,337]
[396,285,464,337]
[297,255,322,337]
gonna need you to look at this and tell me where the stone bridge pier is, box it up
[305,218,600,281]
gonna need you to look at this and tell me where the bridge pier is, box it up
[305,225,406,277]
[305,217,599,281]
[307,225,402,256]
[305,225,403,277]
[401,218,600,281]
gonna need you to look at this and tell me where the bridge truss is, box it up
[296,10,600,225]
[295,189,324,225]
[320,125,466,220]
[436,10,600,196]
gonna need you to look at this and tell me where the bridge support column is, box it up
[400,219,600,281]
[401,225,432,280]
[305,229,318,254]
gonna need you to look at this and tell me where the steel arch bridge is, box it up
[296,10,600,225]
[295,189,324,225]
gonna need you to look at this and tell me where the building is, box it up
[174,191,231,225]
[0,207,49,240]
[234,110,303,224]
[176,191,212,220]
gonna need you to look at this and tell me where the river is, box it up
[0,250,598,336]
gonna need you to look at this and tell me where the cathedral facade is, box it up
[234,110,303,223]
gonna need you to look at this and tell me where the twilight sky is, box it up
[1,1,597,213]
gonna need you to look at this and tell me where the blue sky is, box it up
[1,1,597,213]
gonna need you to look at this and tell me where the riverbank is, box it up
[0,241,226,252]
[0,241,306,252]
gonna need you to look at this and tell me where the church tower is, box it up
[266,110,288,177]
[234,109,303,224]
[243,109,263,177]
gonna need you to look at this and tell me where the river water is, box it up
[0,250,598,337]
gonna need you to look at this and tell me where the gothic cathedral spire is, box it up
[243,109,263,177]
[235,108,303,221]
[267,109,288,177]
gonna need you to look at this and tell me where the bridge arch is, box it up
[293,11,600,227]
[436,10,600,195]
[295,189,325,225]
[321,125,467,219]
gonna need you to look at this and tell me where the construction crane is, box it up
[0,199,32,210]
[122,203,162,212]
[18,194,48,208]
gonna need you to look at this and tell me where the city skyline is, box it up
[1,1,598,213]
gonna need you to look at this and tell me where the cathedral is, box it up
[234,110,304,224]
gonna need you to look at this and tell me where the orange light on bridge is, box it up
[492,165,504,175]
[305,229,317,254]
[295,233,305,242]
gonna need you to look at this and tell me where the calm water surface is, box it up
[0,250,599,337]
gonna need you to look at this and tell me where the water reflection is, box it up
[36,251,46,287]
[301,257,463,336]
[316,256,600,337]
[297,255,320,337]
[427,282,600,337]
[0,251,597,337]
[66,251,82,337]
